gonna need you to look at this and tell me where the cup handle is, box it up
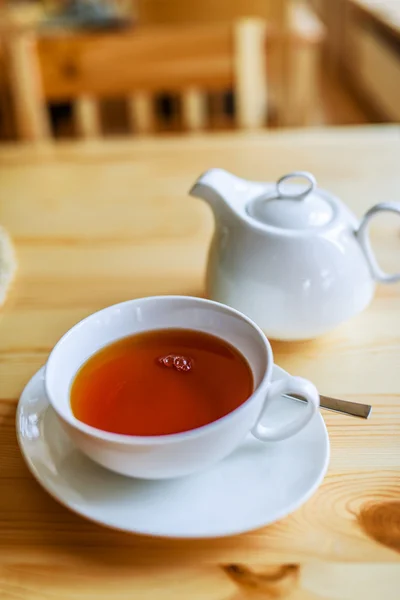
[252,376,320,442]
[356,202,400,283]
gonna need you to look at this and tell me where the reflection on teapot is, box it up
[190,169,400,340]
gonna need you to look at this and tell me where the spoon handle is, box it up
[284,393,372,419]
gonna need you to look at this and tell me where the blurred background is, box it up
[0,0,399,141]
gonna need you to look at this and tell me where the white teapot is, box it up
[190,169,400,340]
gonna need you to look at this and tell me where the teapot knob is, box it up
[276,171,317,201]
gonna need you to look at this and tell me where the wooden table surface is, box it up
[1,125,400,599]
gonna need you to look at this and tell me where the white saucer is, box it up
[17,365,329,538]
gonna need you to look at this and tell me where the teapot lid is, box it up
[246,172,334,230]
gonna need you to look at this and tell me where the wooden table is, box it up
[1,125,400,599]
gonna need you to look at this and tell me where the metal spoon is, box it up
[284,393,372,419]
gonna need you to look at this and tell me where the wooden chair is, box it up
[136,0,325,126]
[4,19,268,141]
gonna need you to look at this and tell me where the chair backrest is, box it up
[137,0,289,29]
[4,19,268,141]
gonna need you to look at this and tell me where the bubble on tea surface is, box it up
[173,356,192,372]
[158,354,193,372]
[158,354,176,368]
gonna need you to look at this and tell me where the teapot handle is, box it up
[356,202,400,283]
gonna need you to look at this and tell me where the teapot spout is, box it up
[189,168,249,219]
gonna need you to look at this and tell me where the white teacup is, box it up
[45,296,319,479]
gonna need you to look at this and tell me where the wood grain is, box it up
[0,126,400,598]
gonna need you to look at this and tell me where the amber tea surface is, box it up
[70,329,254,436]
